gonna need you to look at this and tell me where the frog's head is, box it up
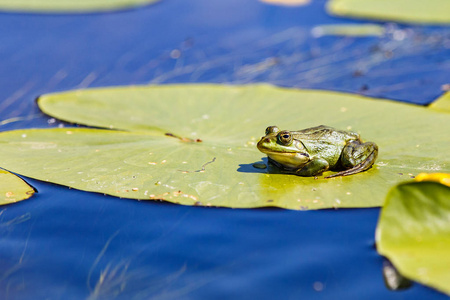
[257,126,310,169]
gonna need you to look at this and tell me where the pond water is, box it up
[0,0,449,299]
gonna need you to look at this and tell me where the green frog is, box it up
[257,125,378,178]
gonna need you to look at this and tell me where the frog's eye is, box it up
[277,131,292,145]
[265,126,280,135]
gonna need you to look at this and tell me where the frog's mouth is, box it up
[264,151,310,169]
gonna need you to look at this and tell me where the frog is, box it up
[256,125,378,178]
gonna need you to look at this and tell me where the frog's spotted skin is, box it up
[257,125,378,178]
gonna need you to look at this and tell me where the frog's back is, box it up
[293,125,361,168]
[293,125,360,142]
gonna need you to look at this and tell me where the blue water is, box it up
[0,0,449,299]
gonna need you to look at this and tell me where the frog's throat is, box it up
[265,151,309,169]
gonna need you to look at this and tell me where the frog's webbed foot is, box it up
[326,140,378,178]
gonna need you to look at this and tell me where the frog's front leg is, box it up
[326,140,378,178]
[296,158,329,177]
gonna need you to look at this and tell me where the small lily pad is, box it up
[311,24,385,37]
[0,0,159,13]
[326,0,450,25]
[376,181,450,295]
[0,169,34,205]
[0,84,449,210]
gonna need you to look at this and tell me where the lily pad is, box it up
[326,0,450,25]
[0,0,159,13]
[376,181,450,295]
[311,24,385,37]
[429,92,450,113]
[0,84,449,210]
[0,169,35,205]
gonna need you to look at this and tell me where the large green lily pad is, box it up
[326,0,450,25]
[0,0,159,13]
[0,169,35,205]
[376,181,450,295]
[0,84,449,210]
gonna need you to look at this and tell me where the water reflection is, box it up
[382,259,413,291]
